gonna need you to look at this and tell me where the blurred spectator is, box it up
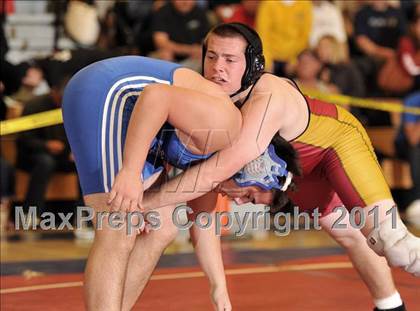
[377,4,419,95]
[151,0,210,71]
[134,0,166,56]
[2,60,47,105]
[97,0,163,54]
[0,12,7,67]
[395,91,420,211]
[10,66,47,103]
[64,0,100,48]
[1,7,48,102]
[354,0,406,95]
[398,6,420,90]
[355,0,406,60]
[0,83,6,120]
[378,5,420,95]
[0,20,43,101]
[400,0,419,22]
[316,35,365,98]
[0,157,15,233]
[207,0,240,24]
[94,0,115,21]
[16,75,78,216]
[310,0,348,60]
[256,0,312,76]
[37,48,120,89]
[224,0,259,29]
[336,0,364,58]
[294,49,339,94]
[1,82,15,233]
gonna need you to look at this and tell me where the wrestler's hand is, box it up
[108,168,143,212]
[211,286,232,311]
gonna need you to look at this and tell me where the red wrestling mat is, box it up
[1,255,419,310]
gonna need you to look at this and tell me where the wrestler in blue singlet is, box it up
[62,56,211,195]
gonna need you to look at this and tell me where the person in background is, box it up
[395,91,420,230]
[397,6,420,91]
[315,34,367,121]
[16,75,78,217]
[0,82,15,234]
[151,0,210,71]
[354,0,406,95]
[256,0,312,76]
[294,49,339,94]
[309,0,348,60]
[316,35,365,98]
[224,0,259,29]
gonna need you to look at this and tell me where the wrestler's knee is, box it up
[320,211,366,250]
[153,223,178,247]
[330,228,365,250]
[92,216,139,253]
[152,206,179,245]
[95,227,137,253]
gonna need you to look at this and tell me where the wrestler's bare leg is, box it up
[84,173,162,310]
[320,209,398,300]
[121,205,178,311]
[122,192,230,311]
[84,193,138,311]
[361,199,398,236]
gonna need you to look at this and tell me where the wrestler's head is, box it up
[202,23,265,96]
[216,134,301,210]
[216,179,275,205]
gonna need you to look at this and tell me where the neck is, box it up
[230,85,253,105]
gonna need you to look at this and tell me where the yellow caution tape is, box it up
[1,108,63,136]
[304,89,420,115]
[1,91,419,136]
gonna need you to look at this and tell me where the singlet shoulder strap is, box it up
[235,73,265,109]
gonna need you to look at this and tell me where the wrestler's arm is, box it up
[143,82,286,209]
[109,71,241,212]
[188,193,231,310]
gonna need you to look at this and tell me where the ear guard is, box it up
[233,144,293,191]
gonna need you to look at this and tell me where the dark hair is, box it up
[269,133,301,213]
[202,22,265,96]
[297,49,321,62]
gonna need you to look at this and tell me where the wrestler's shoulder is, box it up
[254,74,294,93]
